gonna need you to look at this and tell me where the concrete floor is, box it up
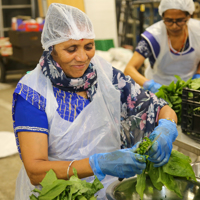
[0,74,24,200]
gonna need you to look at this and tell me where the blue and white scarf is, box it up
[39,46,97,101]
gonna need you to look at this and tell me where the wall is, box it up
[40,0,118,47]
[84,0,118,47]
[46,0,85,11]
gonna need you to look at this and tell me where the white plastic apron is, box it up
[14,55,121,200]
[144,19,200,85]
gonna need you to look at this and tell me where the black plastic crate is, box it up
[181,87,200,141]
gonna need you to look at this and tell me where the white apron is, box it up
[14,55,121,200]
[143,19,200,85]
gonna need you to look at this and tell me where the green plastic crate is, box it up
[95,39,114,51]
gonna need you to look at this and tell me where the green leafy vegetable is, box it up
[135,136,152,155]
[136,170,146,199]
[155,76,200,124]
[30,168,104,200]
[135,149,197,200]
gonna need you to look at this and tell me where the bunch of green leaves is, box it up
[188,78,200,91]
[155,75,200,124]
[30,168,104,200]
[135,150,197,200]
[135,136,152,155]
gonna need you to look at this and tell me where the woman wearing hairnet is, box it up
[124,0,200,93]
[12,3,178,200]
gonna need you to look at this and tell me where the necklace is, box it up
[167,28,187,60]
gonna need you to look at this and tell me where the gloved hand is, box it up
[89,143,146,181]
[143,80,162,93]
[192,74,200,80]
[147,119,178,167]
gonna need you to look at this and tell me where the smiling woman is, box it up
[51,39,95,78]
[12,3,179,200]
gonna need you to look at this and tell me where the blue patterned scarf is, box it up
[39,46,97,101]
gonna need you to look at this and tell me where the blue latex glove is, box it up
[89,143,146,181]
[147,119,178,167]
[143,80,162,93]
[192,74,200,79]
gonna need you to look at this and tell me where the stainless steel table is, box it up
[174,126,200,156]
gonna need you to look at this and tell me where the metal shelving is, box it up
[118,0,161,49]
[0,0,35,37]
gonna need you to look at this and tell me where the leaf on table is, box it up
[163,150,196,182]
[189,78,200,90]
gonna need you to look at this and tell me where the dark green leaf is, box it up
[163,150,196,181]
[148,162,163,190]
[157,167,182,198]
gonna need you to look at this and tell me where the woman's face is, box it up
[52,39,95,78]
[163,9,190,35]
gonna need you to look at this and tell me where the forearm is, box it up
[124,64,148,86]
[157,105,177,124]
[24,158,93,185]
[124,51,148,86]
[18,131,93,185]
[196,62,200,74]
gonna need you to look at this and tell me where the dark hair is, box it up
[162,11,190,17]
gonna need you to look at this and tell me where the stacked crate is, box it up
[181,88,200,141]
[8,30,43,63]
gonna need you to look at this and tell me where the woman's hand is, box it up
[147,119,178,167]
[89,143,146,181]
[143,79,162,93]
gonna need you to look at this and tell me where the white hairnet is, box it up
[41,3,95,50]
[158,0,195,16]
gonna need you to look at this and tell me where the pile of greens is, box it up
[30,168,104,200]
[155,76,200,124]
[134,140,197,200]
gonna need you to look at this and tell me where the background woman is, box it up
[124,0,200,93]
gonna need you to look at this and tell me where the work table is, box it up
[174,126,200,156]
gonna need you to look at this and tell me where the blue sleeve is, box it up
[14,95,49,134]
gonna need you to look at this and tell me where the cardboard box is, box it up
[12,46,43,62]
[8,30,42,47]
[0,37,13,56]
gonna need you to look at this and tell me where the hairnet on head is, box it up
[41,3,95,50]
[158,0,195,16]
